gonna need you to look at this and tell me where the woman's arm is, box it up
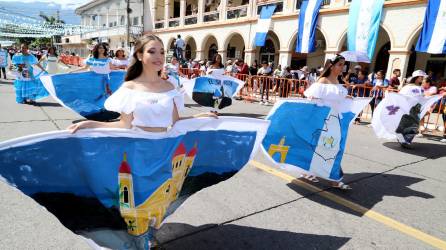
[70,64,90,73]
[171,103,217,125]
[67,112,132,133]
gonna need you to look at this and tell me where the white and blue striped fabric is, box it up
[347,0,385,60]
[295,0,323,53]
[255,4,277,47]
[416,0,446,54]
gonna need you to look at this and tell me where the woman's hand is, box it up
[67,121,93,133]
[193,112,219,119]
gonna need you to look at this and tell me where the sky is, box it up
[0,0,90,9]
[0,0,91,24]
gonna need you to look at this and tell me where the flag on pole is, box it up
[255,4,277,47]
[295,0,324,53]
[347,0,385,60]
[416,0,446,54]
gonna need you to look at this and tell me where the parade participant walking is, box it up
[10,43,48,105]
[39,47,71,74]
[68,34,216,133]
[0,44,9,79]
[111,48,129,70]
[71,43,117,74]
[299,54,353,189]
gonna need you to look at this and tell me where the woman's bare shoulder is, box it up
[317,77,329,84]
[122,81,136,89]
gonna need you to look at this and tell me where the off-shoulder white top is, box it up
[303,82,348,101]
[104,87,184,128]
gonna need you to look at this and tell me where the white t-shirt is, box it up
[85,57,112,74]
[257,67,272,75]
[399,85,424,97]
[112,58,129,68]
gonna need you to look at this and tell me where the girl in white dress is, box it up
[111,48,129,70]
[301,54,352,190]
[39,47,70,74]
[68,35,216,134]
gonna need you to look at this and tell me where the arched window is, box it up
[208,43,218,60]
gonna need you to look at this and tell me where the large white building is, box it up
[151,0,445,79]
[58,0,146,57]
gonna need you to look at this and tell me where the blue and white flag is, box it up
[0,117,269,239]
[416,0,446,54]
[262,98,370,181]
[347,0,385,60]
[295,0,323,53]
[182,69,244,109]
[372,92,443,141]
[255,4,277,47]
[0,49,8,67]
[40,71,126,119]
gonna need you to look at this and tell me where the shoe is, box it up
[415,133,423,138]
[440,138,446,143]
[332,182,352,190]
[300,174,319,183]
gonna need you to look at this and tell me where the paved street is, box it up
[1,78,446,250]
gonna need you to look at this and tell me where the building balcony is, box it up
[227,5,249,20]
[185,15,198,25]
[203,11,220,23]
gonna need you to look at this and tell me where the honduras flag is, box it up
[295,0,324,53]
[347,0,385,60]
[262,98,370,181]
[416,0,446,54]
[255,4,277,47]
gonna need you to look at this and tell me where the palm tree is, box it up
[39,12,65,46]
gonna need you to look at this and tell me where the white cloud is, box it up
[0,0,90,9]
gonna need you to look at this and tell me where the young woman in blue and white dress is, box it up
[10,43,48,105]
[300,54,352,190]
[68,35,216,134]
[71,43,118,74]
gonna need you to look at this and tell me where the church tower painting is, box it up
[268,136,290,163]
[118,153,135,209]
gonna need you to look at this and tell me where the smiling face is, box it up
[21,44,28,54]
[97,45,106,56]
[138,39,165,72]
[330,59,345,77]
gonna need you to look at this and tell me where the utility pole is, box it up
[126,0,131,48]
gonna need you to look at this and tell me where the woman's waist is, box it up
[132,126,168,133]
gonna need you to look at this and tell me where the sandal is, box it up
[300,174,319,183]
[332,182,352,190]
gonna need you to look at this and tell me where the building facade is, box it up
[150,0,445,79]
[59,0,146,57]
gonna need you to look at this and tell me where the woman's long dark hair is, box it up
[125,34,164,81]
[48,46,58,57]
[211,53,224,68]
[319,54,345,78]
[92,42,109,59]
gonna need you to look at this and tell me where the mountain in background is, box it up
[0,1,85,24]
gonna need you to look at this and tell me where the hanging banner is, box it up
[415,0,446,54]
[262,98,370,181]
[40,71,126,120]
[182,69,244,109]
[0,117,269,240]
[295,0,324,53]
[0,49,9,68]
[255,4,277,47]
[347,0,385,60]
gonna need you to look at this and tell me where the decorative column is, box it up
[248,0,257,18]
[143,0,154,32]
[278,50,292,67]
[219,0,228,21]
[180,0,186,26]
[195,50,204,60]
[198,0,204,23]
[164,0,170,28]
[244,49,256,65]
[386,50,412,80]
[218,49,227,63]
